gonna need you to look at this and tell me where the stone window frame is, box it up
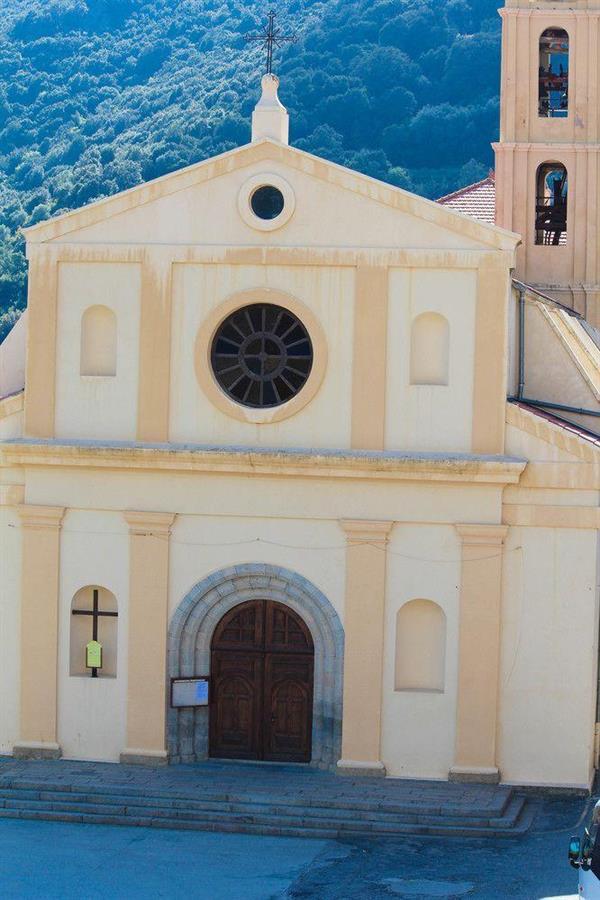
[195,288,328,425]
[237,173,296,232]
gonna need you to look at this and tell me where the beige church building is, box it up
[1,0,600,790]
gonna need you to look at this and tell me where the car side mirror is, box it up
[569,836,582,869]
[582,830,594,871]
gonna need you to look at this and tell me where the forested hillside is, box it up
[0,0,502,340]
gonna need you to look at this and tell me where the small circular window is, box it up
[211,303,313,409]
[251,185,285,221]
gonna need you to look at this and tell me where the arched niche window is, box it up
[535,162,568,245]
[395,599,446,692]
[80,305,117,376]
[539,28,569,118]
[70,586,118,678]
[410,313,450,386]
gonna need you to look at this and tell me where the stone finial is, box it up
[251,74,289,145]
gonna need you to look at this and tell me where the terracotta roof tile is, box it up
[437,171,496,226]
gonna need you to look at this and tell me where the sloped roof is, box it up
[437,172,496,226]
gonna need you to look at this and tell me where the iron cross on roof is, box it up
[246,10,298,75]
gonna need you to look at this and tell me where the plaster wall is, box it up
[49,157,490,252]
[381,524,460,778]
[169,515,346,623]
[0,410,23,441]
[170,264,354,449]
[54,263,141,441]
[21,468,504,528]
[521,303,600,431]
[505,421,582,463]
[0,499,21,754]
[499,524,598,787]
[0,311,26,399]
[57,510,128,762]
[385,268,477,453]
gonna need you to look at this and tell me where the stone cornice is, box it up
[506,402,600,462]
[25,243,514,272]
[340,520,394,543]
[0,391,24,420]
[23,139,519,252]
[0,483,25,506]
[455,524,509,546]
[123,511,176,536]
[17,504,65,529]
[0,440,527,485]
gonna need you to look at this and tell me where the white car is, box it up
[569,801,600,898]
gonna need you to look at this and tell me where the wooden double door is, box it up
[209,599,314,763]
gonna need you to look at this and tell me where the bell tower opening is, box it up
[494,0,600,322]
[538,28,569,119]
[535,162,568,246]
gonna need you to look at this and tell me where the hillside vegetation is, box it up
[0,0,502,340]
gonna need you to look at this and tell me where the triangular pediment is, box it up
[23,140,519,253]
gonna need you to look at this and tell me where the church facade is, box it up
[1,0,600,790]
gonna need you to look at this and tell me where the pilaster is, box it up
[350,267,388,451]
[449,524,508,784]
[472,260,509,455]
[137,258,173,443]
[13,505,65,760]
[337,519,394,777]
[121,511,175,766]
[23,254,58,438]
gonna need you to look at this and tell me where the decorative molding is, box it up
[119,749,168,767]
[340,520,394,543]
[123,511,176,536]
[194,287,328,426]
[168,564,344,768]
[17,504,65,530]
[449,765,500,785]
[455,524,509,545]
[0,391,24,420]
[337,759,386,778]
[503,504,600,529]
[0,484,25,507]
[12,741,62,761]
[507,401,600,463]
[1,441,528,485]
[24,139,518,253]
[26,243,512,272]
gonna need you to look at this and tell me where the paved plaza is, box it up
[0,791,590,899]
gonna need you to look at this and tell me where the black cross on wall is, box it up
[72,588,118,678]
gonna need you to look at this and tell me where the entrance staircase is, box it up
[0,759,536,839]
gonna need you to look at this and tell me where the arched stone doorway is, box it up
[167,564,344,768]
[210,599,314,762]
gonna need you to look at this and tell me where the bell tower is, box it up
[494,0,600,324]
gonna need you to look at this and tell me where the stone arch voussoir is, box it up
[167,564,344,768]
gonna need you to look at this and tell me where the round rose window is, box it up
[251,185,285,221]
[211,303,314,408]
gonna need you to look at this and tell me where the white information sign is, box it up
[171,678,210,708]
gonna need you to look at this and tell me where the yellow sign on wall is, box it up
[86,640,103,670]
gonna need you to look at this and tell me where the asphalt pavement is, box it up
[0,793,590,899]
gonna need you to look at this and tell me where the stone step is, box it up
[0,785,524,829]
[0,760,536,840]
[0,799,535,840]
[0,781,513,820]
